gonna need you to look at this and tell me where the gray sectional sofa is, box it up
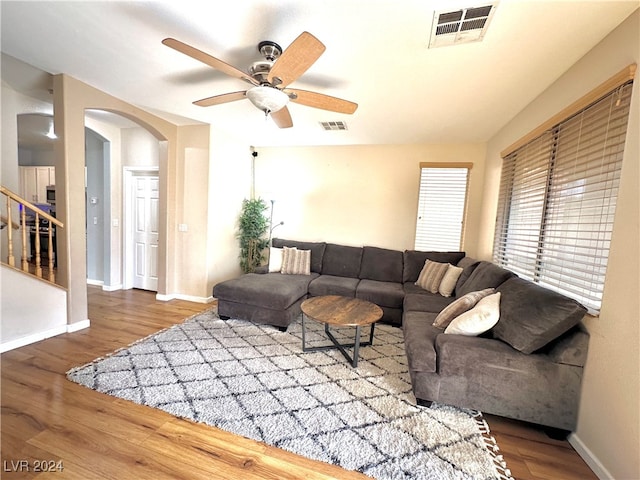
[212,238,589,432]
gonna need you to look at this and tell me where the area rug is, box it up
[67,310,512,480]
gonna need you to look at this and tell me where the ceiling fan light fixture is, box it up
[246,86,289,113]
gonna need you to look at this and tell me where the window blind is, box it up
[415,165,471,251]
[494,81,633,313]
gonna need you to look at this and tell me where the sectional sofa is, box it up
[212,238,589,432]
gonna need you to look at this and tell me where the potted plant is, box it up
[237,198,269,273]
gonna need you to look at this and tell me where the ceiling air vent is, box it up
[320,121,348,131]
[429,3,497,48]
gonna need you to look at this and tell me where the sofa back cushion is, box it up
[272,238,326,273]
[402,250,466,283]
[359,246,403,283]
[321,243,364,278]
[494,277,587,354]
[456,261,515,297]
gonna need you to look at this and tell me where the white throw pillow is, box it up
[444,292,501,336]
[438,264,464,297]
[268,247,283,272]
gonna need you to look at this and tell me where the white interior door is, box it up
[132,174,159,291]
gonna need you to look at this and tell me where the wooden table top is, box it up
[301,295,383,327]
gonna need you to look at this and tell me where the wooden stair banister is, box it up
[0,185,64,283]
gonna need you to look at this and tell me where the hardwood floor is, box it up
[1,286,596,479]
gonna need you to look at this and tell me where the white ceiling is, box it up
[1,0,638,147]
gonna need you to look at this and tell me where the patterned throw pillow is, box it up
[280,247,311,275]
[438,264,464,297]
[445,292,501,336]
[415,260,449,293]
[433,288,495,329]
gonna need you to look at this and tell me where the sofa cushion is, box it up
[403,285,457,313]
[213,272,317,310]
[356,279,404,308]
[444,292,501,336]
[308,275,360,297]
[321,243,363,278]
[403,250,466,283]
[494,277,587,354]
[359,246,403,283]
[455,257,480,294]
[456,261,515,297]
[272,238,326,273]
[402,312,440,373]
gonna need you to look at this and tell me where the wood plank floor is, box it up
[1,286,597,479]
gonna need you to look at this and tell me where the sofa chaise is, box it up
[212,238,588,432]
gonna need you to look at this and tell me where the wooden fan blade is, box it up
[267,32,325,88]
[271,107,293,128]
[162,38,258,86]
[288,89,358,114]
[193,91,247,107]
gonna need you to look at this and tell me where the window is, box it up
[415,163,472,251]
[494,79,633,313]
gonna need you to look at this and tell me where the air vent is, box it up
[429,3,497,48]
[320,121,348,131]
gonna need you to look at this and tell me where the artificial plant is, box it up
[237,198,269,273]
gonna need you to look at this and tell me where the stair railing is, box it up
[1,186,64,283]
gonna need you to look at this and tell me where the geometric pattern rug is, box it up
[67,310,512,480]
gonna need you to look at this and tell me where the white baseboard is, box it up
[569,433,612,479]
[67,319,90,333]
[102,284,122,292]
[0,324,67,353]
[86,279,104,286]
[155,293,214,304]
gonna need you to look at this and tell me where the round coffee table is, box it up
[300,295,383,367]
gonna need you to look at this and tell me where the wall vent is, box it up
[429,3,497,48]
[320,121,348,131]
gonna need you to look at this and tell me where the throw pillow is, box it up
[415,260,449,294]
[433,288,495,329]
[281,247,311,275]
[268,247,283,273]
[445,292,501,336]
[438,264,464,297]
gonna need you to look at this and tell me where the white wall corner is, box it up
[67,320,90,333]
[569,433,613,480]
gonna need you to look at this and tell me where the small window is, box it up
[415,163,472,251]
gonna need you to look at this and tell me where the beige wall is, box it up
[254,143,487,255]
[206,131,253,286]
[482,10,639,479]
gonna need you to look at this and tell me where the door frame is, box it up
[123,166,160,290]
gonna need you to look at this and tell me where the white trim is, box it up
[155,293,214,304]
[569,433,612,480]
[67,319,91,333]
[102,283,122,292]
[86,279,104,287]
[0,325,67,353]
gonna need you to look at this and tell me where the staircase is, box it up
[1,186,68,353]
[1,185,63,284]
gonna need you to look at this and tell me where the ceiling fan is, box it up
[162,32,358,128]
